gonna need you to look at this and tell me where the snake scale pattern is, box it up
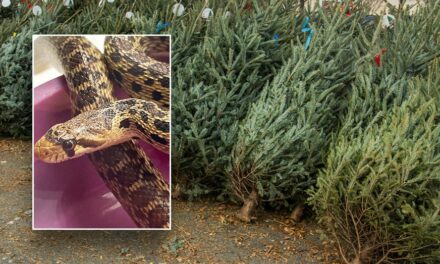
[35,36,170,228]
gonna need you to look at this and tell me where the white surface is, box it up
[32,5,42,16]
[201,8,213,19]
[1,0,11,7]
[125,11,134,19]
[33,35,105,88]
[63,0,73,7]
[172,3,185,17]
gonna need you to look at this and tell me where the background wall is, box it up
[33,35,104,88]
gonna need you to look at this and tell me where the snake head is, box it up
[35,118,110,163]
[35,124,79,163]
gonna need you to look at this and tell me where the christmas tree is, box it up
[171,1,305,198]
[309,2,440,262]
[0,25,32,137]
[309,77,440,263]
[229,9,365,221]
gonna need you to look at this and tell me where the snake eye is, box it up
[62,140,75,151]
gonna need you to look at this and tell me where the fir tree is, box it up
[0,25,32,137]
[308,80,440,263]
[229,10,362,221]
[308,2,440,262]
[170,0,305,198]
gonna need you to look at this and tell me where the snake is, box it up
[34,36,170,228]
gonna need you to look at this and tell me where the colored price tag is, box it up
[301,17,314,50]
[273,33,280,47]
[156,21,171,33]
[374,48,388,67]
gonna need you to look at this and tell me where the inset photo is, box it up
[32,35,171,229]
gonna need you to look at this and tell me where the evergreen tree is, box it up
[308,2,440,262]
[0,25,32,137]
[171,1,306,198]
[229,10,363,221]
[309,79,440,263]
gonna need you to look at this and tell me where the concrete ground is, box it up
[0,138,339,263]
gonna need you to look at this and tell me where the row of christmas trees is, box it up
[0,0,439,263]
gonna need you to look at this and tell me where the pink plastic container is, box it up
[33,76,169,229]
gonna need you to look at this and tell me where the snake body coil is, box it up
[35,36,170,228]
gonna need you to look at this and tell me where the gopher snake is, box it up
[34,36,170,228]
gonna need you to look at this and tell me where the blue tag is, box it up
[156,21,171,33]
[273,33,280,47]
[301,17,314,50]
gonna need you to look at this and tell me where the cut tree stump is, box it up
[290,203,305,222]
[236,189,258,222]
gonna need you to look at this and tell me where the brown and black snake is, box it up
[34,36,170,228]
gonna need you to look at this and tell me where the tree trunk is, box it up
[290,202,305,222]
[350,256,362,264]
[236,189,258,222]
[172,184,182,199]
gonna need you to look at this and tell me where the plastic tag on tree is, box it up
[172,3,185,17]
[202,8,213,19]
[125,11,134,19]
[382,14,395,29]
[1,0,11,7]
[33,5,42,16]
[63,0,73,7]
